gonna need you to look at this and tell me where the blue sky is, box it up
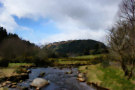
[0,0,121,45]
[13,16,60,44]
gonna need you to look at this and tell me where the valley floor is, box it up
[1,55,135,90]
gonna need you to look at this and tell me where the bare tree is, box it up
[109,0,135,79]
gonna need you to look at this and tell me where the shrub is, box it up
[14,67,27,74]
[33,57,52,67]
[101,55,110,68]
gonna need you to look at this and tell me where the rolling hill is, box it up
[44,39,107,57]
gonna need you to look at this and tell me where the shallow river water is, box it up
[17,67,95,90]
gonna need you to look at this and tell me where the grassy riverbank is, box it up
[0,63,34,78]
[8,63,35,68]
[0,68,15,78]
[74,54,104,59]
[49,54,106,66]
[79,64,135,90]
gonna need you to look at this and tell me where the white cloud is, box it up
[0,3,33,32]
[0,0,122,44]
[0,7,18,32]
[41,29,106,44]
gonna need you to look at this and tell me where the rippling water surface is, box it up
[18,67,95,90]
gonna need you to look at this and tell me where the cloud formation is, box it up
[0,0,121,44]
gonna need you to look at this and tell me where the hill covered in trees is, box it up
[0,27,43,66]
[44,40,107,57]
[0,27,39,60]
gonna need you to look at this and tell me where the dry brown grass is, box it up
[0,68,16,78]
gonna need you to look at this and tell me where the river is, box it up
[17,67,95,90]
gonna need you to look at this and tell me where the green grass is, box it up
[79,64,135,90]
[49,54,106,66]
[74,54,104,59]
[57,60,89,65]
[49,58,91,65]
[8,63,34,68]
[0,63,34,78]
[0,68,15,78]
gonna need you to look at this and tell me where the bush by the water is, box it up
[14,67,27,74]
[89,54,109,65]
[33,57,53,67]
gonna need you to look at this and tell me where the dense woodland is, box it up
[0,27,48,66]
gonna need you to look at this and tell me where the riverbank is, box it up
[0,63,34,89]
[0,54,105,89]
[79,64,135,90]
[1,54,133,90]
[49,54,105,66]
[0,63,34,78]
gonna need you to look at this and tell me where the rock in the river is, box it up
[12,82,17,85]
[27,70,31,73]
[77,73,86,82]
[65,70,72,74]
[38,72,45,77]
[78,73,84,78]
[11,85,17,88]
[5,81,11,84]
[2,82,6,86]
[30,78,49,89]
[78,77,86,82]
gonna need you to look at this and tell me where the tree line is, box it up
[0,27,53,66]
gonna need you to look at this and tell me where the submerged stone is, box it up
[77,77,86,82]
[65,70,72,74]
[78,73,84,78]
[38,72,45,77]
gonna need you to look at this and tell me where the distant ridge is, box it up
[44,39,107,57]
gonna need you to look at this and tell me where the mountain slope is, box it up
[44,40,107,57]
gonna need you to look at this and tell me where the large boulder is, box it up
[30,78,49,89]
